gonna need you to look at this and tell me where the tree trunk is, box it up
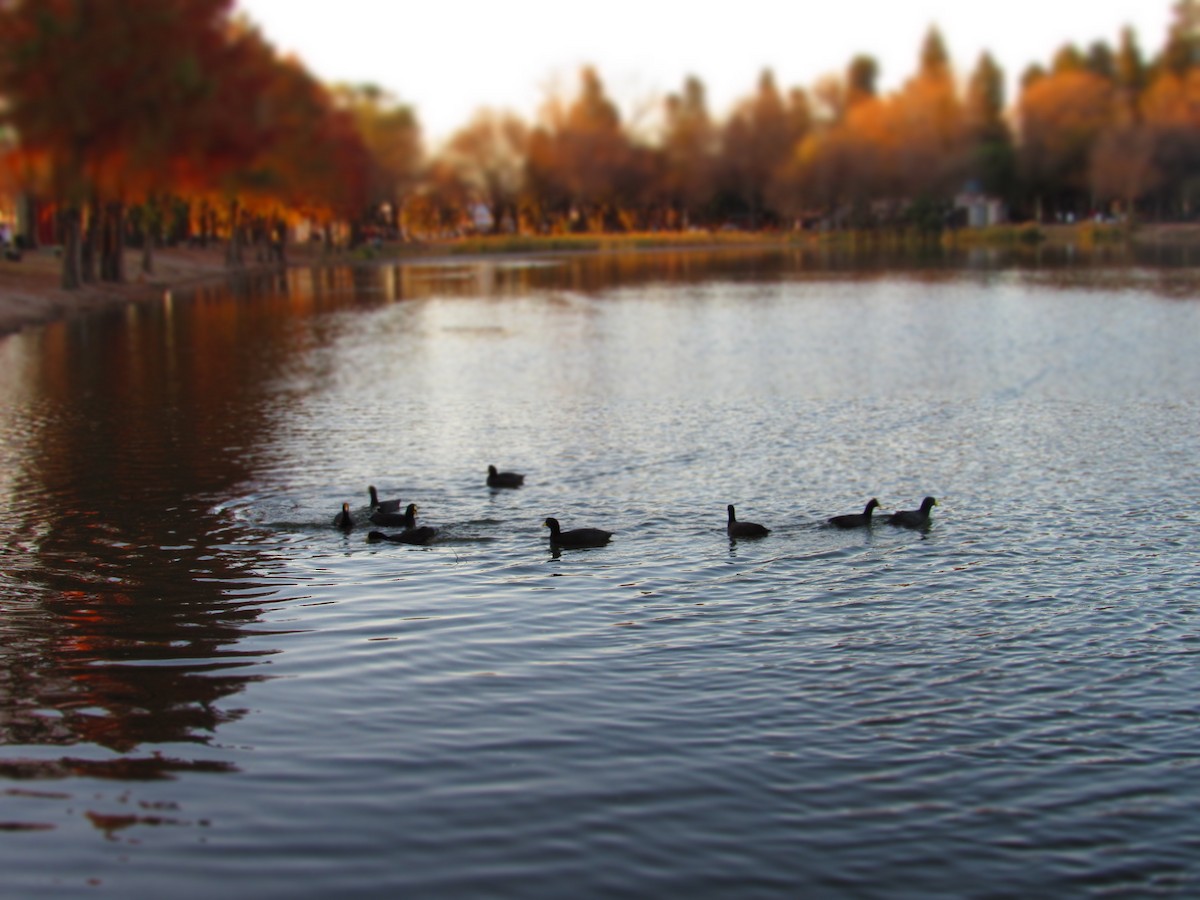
[225,198,243,267]
[142,196,157,275]
[81,198,97,283]
[272,219,287,265]
[198,199,210,248]
[59,207,82,290]
[19,194,40,249]
[100,201,124,283]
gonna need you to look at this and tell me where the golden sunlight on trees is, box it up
[7,0,1200,267]
[1018,67,1115,217]
[889,29,970,217]
[0,0,380,286]
[0,0,237,286]
[1134,69,1200,215]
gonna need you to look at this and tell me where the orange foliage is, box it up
[8,0,1200,252]
[1018,69,1115,198]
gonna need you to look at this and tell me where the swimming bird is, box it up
[370,500,412,526]
[368,485,403,513]
[727,504,770,539]
[887,496,937,529]
[333,502,353,530]
[367,504,437,545]
[828,498,880,529]
[543,517,612,548]
[487,465,525,488]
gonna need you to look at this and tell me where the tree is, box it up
[1052,44,1087,75]
[334,84,422,235]
[716,69,808,226]
[661,76,717,227]
[918,27,952,82]
[1090,124,1160,219]
[1017,68,1115,218]
[883,27,969,216]
[1159,0,1200,76]
[525,67,635,231]
[1086,41,1117,80]
[0,0,237,287]
[443,109,527,234]
[1137,69,1200,216]
[965,52,1016,198]
[1114,26,1148,122]
[846,55,880,108]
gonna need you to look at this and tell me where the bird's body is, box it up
[828,498,881,529]
[543,517,612,548]
[888,496,937,529]
[487,465,525,488]
[367,528,437,545]
[367,504,437,544]
[726,504,770,538]
[333,502,353,530]
[370,501,412,526]
[368,485,402,513]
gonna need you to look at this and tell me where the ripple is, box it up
[3,260,1200,896]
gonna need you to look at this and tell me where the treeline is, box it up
[3,0,1200,290]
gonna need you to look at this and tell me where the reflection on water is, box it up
[1,246,1199,895]
[0,275,302,800]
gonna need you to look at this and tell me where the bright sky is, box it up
[236,0,1174,148]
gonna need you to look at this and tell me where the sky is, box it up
[236,0,1176,148]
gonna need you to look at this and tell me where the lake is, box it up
[1,245,1199,898]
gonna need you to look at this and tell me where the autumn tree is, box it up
[1017,65,1115,218]
[334,84,422,235]
[1135,67,1200,217]
[173,21,372,262]
[1159,0,1200,76]
[0,0,236,287]
[843,56,878,109]
[526,68,637,231]
[773,55,886,226]
[716,69,810,227]
[1114,27,1149,118]
[660,76,718,228]
[443,109,528,234]
[1090,28,1155,219]
[887,27,969,218]
[1090,124,1160,220]
[401,159,472,238]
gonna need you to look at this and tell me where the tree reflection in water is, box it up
[0,275,303,803]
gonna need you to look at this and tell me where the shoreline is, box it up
[2,223,1197,339]
[0,245,265,339]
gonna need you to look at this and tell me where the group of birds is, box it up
[333,465,938,550]
[730,495,939,537]
[831,496,939,529]
[748,496,936,532]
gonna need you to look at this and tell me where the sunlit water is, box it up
[2,248,1199,897]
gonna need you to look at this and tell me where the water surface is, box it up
[2,248,1199,897]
